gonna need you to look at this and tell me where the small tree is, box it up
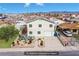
[0,25,19,42]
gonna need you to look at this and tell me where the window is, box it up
[49,24,52,27]
[37,31,41,34]
[29,24,32,27]
[39,24,42,27]
[29,31,32,34]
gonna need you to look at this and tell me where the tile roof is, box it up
[59,23,79,29]
[26,16,54,23]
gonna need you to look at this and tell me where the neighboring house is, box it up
[15,20,26,30]
[0,20,12,28]
[70,18,79,23]
[0,14,7,19]
[59,23,79,35]
[26,17,65,38]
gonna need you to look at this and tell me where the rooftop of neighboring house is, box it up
[70,18,79,22]
[0,20,5,25]
[0,19,13,25]
[0,13,79,25]
[59,23,79,29]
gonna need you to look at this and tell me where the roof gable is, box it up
[26,17,53,23]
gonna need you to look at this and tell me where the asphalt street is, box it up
[0,51,79,56]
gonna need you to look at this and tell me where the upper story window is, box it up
[49,24,53,27]
[29,24,32,27]
[39,24,42,27]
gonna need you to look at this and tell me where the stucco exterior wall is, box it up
[27,19,55,37]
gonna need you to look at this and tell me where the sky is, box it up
[0,3,79,13]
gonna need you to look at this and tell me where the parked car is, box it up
[63,30,72,37]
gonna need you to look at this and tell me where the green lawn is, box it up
[0,37,17,48]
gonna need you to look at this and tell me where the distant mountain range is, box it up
[26,11,79,14]
[0,11,79,14]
